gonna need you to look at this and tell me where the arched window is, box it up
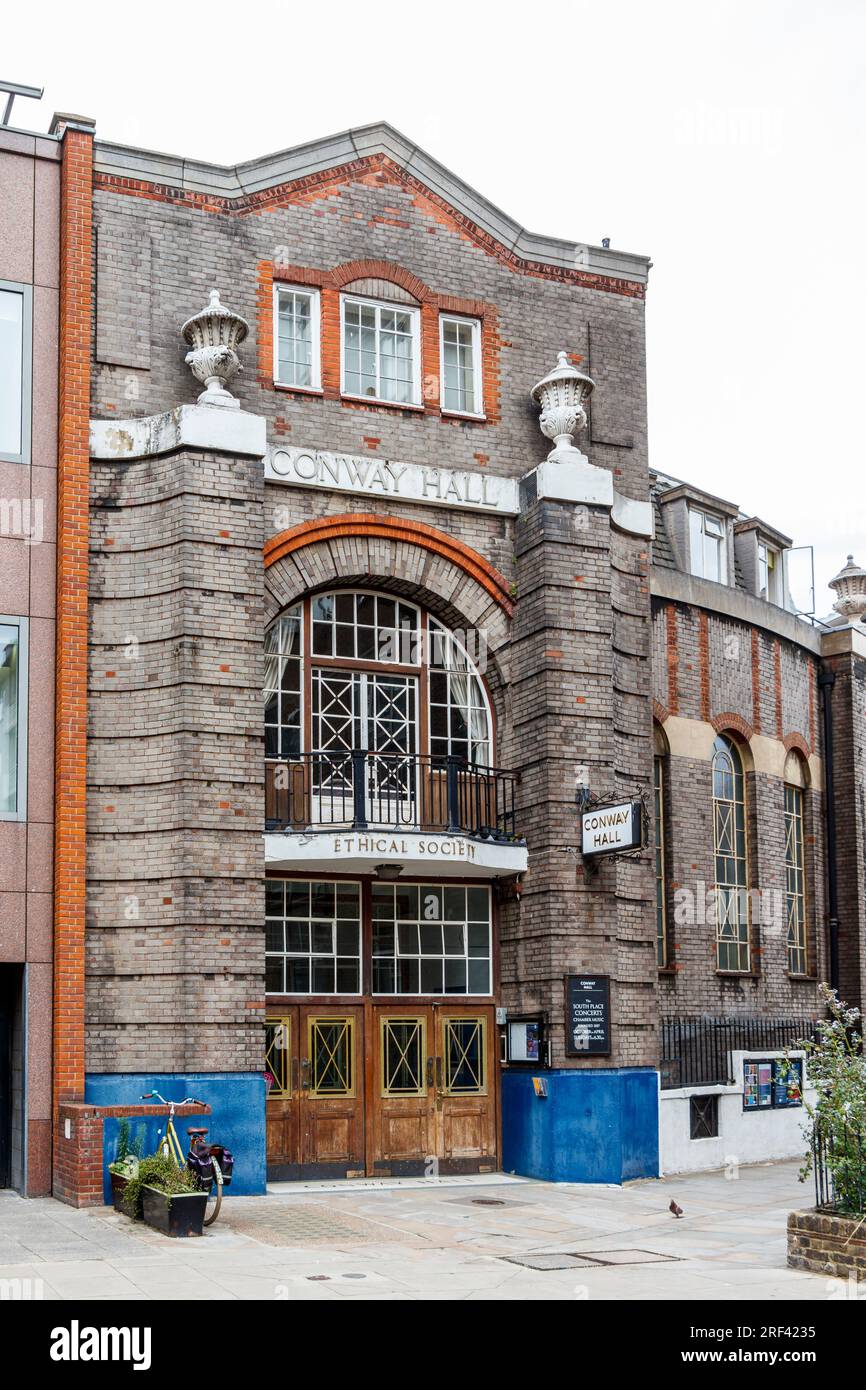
[712,733,750,972]
[264,591,495,828]
[653,725,669,968]
[783,751,808,976]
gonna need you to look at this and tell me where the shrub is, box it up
[790,983,866,1214]
[122,1151,197,1216]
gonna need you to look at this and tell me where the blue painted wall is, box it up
[501,1068,659,1184]
[85,1072,267,1202]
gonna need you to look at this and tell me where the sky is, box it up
[5,0,864,613]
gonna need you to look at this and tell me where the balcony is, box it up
[264,752,527,879]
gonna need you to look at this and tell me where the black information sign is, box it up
[564,974,611,1057]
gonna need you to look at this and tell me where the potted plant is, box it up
[123,1153,209,1237]
[108,1119,143,1214]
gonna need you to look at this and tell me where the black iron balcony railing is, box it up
[660,1014,817,1090]
[265,751,521,841]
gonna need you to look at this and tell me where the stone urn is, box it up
[829,555,866,622]
[181,289,250,408]
[530,350,595,462]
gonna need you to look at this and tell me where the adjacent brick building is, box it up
[1,113,863,1198]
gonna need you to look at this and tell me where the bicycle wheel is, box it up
[203,1156,223,1227]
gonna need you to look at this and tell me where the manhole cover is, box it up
[504,1253,604,1271]
[472,1198,507,1207]
[574,1249,679,1265]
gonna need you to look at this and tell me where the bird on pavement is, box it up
[669,1199,684,1218]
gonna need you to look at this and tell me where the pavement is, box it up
[0,1160,844,1301]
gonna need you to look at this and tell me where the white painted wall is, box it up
[659,1050,815,1176]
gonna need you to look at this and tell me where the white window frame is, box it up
[273,284,321,391]
[0,615,28,822]
[0,281,32,466]
[689,507,728,584]
[340,293,422,407]
[439,313,484,418]
[757,541,781,605]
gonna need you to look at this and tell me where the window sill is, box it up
[441,409,487,424]
[714,969,759,979]
[273,381,324,398]
[340,393,425,415]
[788,973,817,982]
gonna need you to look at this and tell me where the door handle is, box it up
[300,1058,311,1093]
[426,1056,435,1089]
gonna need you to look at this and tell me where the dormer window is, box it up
[341,295,421,406]
[758,541,781,604]
[689,507,727,583]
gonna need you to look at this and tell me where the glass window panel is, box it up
[285,921,309,954]
[397,958,419,993]
[265,920,284,953]
[336,885,360,919]
[467,923,489,957]
[285,882,310,917]
[336,921,359,956]
[265,957,284,993]
[397,923,419,956]
[466,887,489,921]
[313,594,333,621]
[336,960,360,993]
[335,592,355,624]
[467,959,490,994]
[312,621,333,655]
[420,959,443,993]
[444,959,467,993]
[372,922,395,956]
[312,959,336,993]
[265,880,284,917]
[311,882,335,918]
[373,959,395,993]
[395,884,419,920]
[0,290,24,457]
[285,958,311,992]
[444,887,465,921]
[311,921,334,954]
[443,923,464,955]
[371,885,394,919]
[265,727,278,759]
[335,624,355,658]
[419,923,443,956]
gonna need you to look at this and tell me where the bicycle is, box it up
[142,1091,229,1227]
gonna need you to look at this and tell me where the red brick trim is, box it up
[750,629,762,735]
[96,155,646,298]
[55,1102,210,1208]
[54,127,93,1155]
[808,662,817,752]
[263,513,513,617]
[698,610,710,721]
[782,731,811,760]
[664,604,679,716]
[711,711,755,742]
[773,639,784,738]
[652,698,671,724]
[259,257,502,421]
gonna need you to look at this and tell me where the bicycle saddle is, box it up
[187,1126,209,1138]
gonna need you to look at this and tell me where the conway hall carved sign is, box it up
[266,445,520,515]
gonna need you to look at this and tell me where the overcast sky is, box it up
[6,1,863,613]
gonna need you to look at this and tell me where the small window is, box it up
[758,541,782,604]
[0,617,27,820]
[342,295,420,405]
[0,282,31,465]
[689,508,727,583]
[274,286,320,389]
[689,1094,719,1140]
[440,315,482,416]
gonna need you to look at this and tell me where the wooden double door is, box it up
[266,1004,497,1180]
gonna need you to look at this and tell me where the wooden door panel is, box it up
[300,1007,365,1176]
[371,1010,436,1176]
[435,1009,497,1172]
[265,1011,300,1179]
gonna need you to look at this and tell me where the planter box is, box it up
[788,1208,866,1278]
[141,1185,208,1238]
[109,1170,142,1219]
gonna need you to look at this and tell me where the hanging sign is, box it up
[580,799,643,859]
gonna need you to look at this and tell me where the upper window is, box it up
[758,541,782,605]
[0,618,27,820]
[274,286,320,390]
[712,734,749,972]
[689,508,727,583]
[653,726,669,968]
[0,283,31,465]
[784,752,808,976]
[440,315,483,416]
[341,295,421,406]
